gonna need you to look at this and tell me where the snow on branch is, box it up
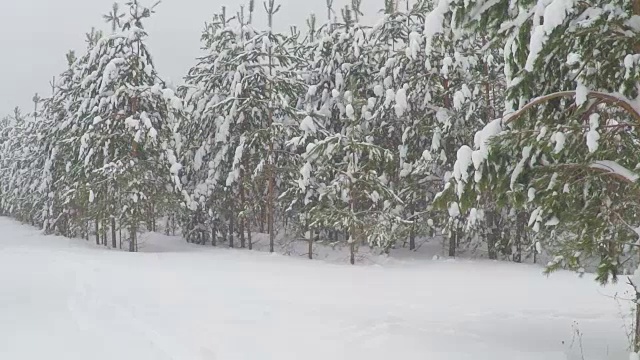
[503,90,640,126]
[590,160,639,184]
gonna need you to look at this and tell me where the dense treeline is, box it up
[2,0,640,285]
[0,0,515,262]
[5,0,640,352]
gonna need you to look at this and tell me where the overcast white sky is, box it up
[0,0,390,115]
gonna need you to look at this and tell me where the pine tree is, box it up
[292,2,405,264]
[425,0,640,349]
[181,5,246,246]
[64,0,183,251]
[182,1,305,252]
[366,0,436,252]
[280,10,337,259]
[434,0,640,278]
[350,0,509,258]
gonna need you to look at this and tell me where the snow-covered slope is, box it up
[0,217,630,359]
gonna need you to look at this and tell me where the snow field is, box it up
[0,217,631,360]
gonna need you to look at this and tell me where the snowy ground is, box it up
[0,217,632,360]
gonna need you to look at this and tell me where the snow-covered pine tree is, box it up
[0,98,53,229]
[365,0,436,252]
[182,1,305,252]
[425,18,510,259]
[0,114,10,216]
[66,0,183,251]
[292,2,405,264]
[0,108,30,221]
[435,0,640,280]
[354,0,509,258]
[281,10,336,259]
[427,0,640,349]
[22,94,56,230]
[181,6,246,247]
[39,51,84,237]
[44,40,109,241]
[257,0,308,252]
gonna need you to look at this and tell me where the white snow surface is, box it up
[0,218,631,360]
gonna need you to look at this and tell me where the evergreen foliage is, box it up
[6,0,638,278]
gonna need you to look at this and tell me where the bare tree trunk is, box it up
[129,223,137,252]
[151,204,156,233]
[306,217,313,260]
[229,201,235,249]
[239,218,245,248]
[247,226,252,250]
[514,211,526,263]
[95,219,100,245]
[102,219,107,247]
[212,221,217,247]
[630,279,640,353]
[635,297,640,353]
[448,229,456,257]
[111,218,117,248]
[259,202,265,233]
[486,210,498,260]
[409,211,416,251]
[239,169,246,249]
[267,139,275,254]
[349,239,355,265]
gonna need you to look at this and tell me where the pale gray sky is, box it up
[0,0,387,115]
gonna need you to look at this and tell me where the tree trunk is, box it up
[267,156,275,253]
[259,203,265,233]
[247,210,253,250]
[102,219,107,246]
[306,218,313,260]
[349,239,355,265]
[229,206,235,249]
[486,210,498,260]
[448,229,456,257]
[111,218,117,248]
[129,222,137,252]
[211,223,217,247]
[634,285,640,353]
[514,211,526,263]
[151,204,156,233]
[239,218,245,249]
[409,216,416,251]
[95,219,100,245]
[239,171,246,249]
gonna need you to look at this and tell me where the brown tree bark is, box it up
[239,169,246,249]
[111,218,117,248]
